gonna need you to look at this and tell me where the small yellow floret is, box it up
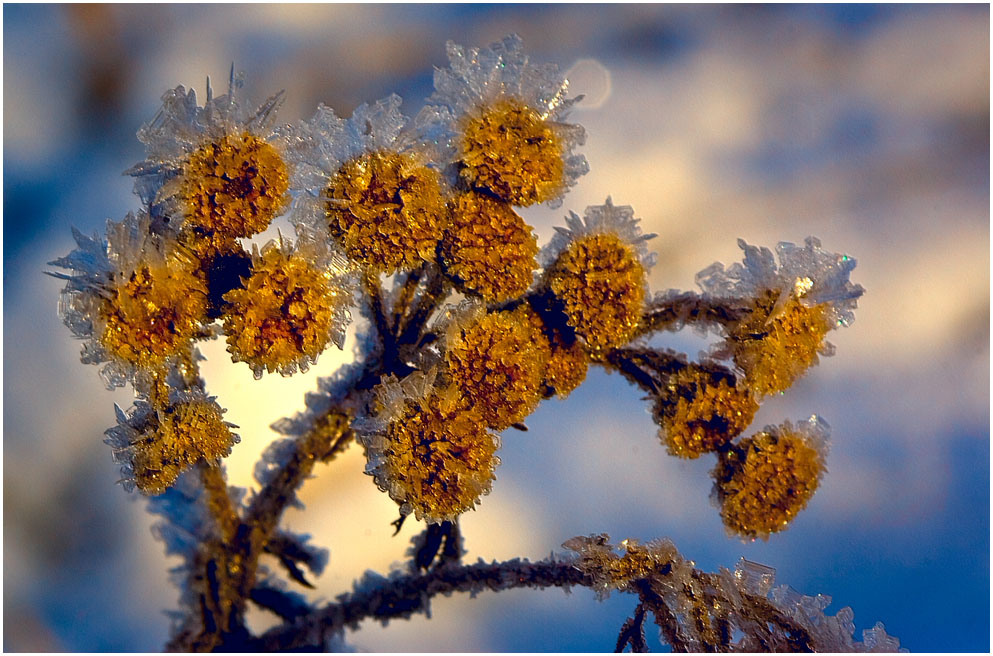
[441,192,538,302]
[658,369,758,459]
[181,132,289,239]
[713,428,825,539]
[326,150,447,273]
[546,233,646,357]
[446,307,548,430]
[132,400,236,495]
[731,291,832,397]
[222,246,345,377]
[100,260,208,369]
[458,98,565,206]
[381,388,498,523]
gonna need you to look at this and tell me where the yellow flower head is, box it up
[128,73,292,244]
[696,237,864,396]
[712,417,829,540]
[221,232,351,378]
[656,366,758,459]
[325,149,447,273]
[360,371,499,524]
[423,35,588,207]
[730,290,832,397]
[442,304,549,430]
[287,95,449,274]
[50,211,209,390]
[542,198,656,357]
[440,191,539,303]
[105,393,239,495]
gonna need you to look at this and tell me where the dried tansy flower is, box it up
[221,234,350,378]
[180,131,289,239]
[360,372,499,523]
[422,34,587,207]
[49,211,209,390]
[105,394,238,495]
[127,73,292,243]
[458,98,564,205]
[441,191,538,302]
[444,305,548,430]
[325,150,447,273]
[713,417,829,539]
[730,291,832,397]
[100,259,208,371]
[288,95,448,274]
[696,237,864,396]
[543,198,655,357]
[656,366,758,459]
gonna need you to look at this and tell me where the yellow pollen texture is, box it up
[713,430,824,539]
[441,192,538,302]
[660,370,758,459]
[132,401,236,495]
[446,307,548,430]
[222,247,342,377]
[547,233,646,357]
[731,292,832,397]
[382,390,498,523]
[181,132,289,239]
[325,150,447,273]
[458,98,565,206]
[100,262,208,369]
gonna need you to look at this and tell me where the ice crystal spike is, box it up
[734,557,776,597]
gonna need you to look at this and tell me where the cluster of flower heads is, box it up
[52,36,863,544]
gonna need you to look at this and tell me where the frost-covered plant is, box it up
[50,36,901,652]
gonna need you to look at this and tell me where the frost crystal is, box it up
[696,236,864,329]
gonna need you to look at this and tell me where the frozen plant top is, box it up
[47,34,877,653]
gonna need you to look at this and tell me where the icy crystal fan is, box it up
[48,34,893,653]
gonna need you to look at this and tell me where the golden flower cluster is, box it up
[54,35,860,548]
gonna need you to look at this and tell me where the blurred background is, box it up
[4,4,989,652]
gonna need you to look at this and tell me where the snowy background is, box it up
[4,4,989,651]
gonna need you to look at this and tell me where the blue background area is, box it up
[4,4,989,652]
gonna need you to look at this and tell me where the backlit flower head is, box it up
[50,211,209,390]
[542,198,656,357]
[656,365,758,459]
[441,303,548,430]
[221,229,352,378]
[712,416,829,540]
[357,370,500,524]
[420,34,588,207]
[105,391,239,495]
[440,191,539,302]
[288,95,449,274]
[128,70,291,242]
[696,237,864,396]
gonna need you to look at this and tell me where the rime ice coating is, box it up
[420,34,588,207]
